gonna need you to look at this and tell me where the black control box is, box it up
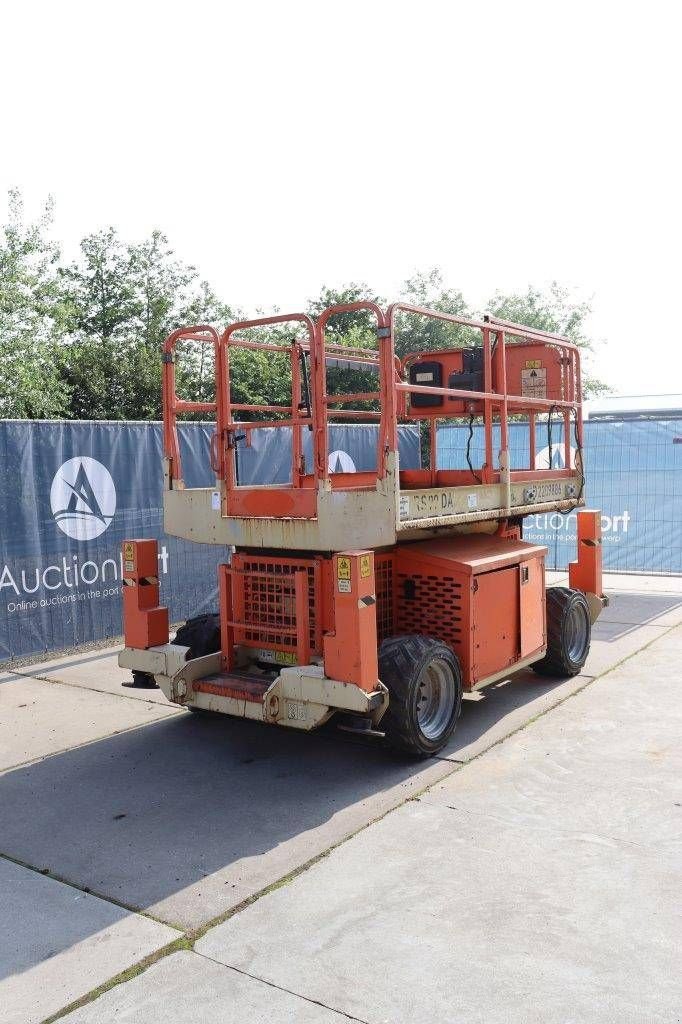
[448,348,484,397]
[409,361,443,407]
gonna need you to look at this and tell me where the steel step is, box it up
[193,672,272,703]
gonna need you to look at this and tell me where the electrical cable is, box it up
[466,413,481,483]
[547,404,558,469]
[573,409,585,500]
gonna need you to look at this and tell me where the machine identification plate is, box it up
[534,480,563,499]
[399,477,577,523]
[400,488,462,521]
[255,648,297,666]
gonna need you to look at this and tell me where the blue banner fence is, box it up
[0,421,418,660]
[437,418,681,576]
[0,418,679,660]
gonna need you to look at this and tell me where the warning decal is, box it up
[337,556,351,580]
[123,542,135,572]
[521,367,547,399]
[360,554,371,578]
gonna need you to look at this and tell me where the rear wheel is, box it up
[378,635,462,757]
[174,613,221,659]
[174,613,222,716]
[532,587,591,677]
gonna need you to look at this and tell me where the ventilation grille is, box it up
[395,572,462,652]
[374,553,394,642]
[233,555,319,654]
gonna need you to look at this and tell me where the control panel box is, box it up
[405,341,567,417]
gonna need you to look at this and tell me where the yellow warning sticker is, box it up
[525,359,542,369]
[360,554,371,578]
[123,542,134,562]
[337,556,351,580]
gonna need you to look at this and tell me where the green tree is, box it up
[58,228,137,344]
[307,283,384,411]
[308,282,383,342]
[394,268,475,358]
[0,189,70,417]
[56,228,140,418]
[58,228,235,419]
[176,280,236,408]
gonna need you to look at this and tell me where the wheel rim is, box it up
[416,658,457,740]
[565,602,590,663]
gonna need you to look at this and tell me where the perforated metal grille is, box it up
[395,572,462,651]
[233,555,319,653]
[375,554,394,642]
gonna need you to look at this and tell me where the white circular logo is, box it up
[534,445,577,470]
[328,450,357,474]
[50,457,117,540]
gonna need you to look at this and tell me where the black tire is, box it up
[532,587,591,677]
[122,670,158,690]
[378,635,462,757]
[173,613,221,659]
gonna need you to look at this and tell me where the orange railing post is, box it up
[161,325,221,487]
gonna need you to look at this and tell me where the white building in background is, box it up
[584,394,682,421]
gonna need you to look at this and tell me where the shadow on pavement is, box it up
[1,587,673,969]
[0,660,582,956]
[595,591,682,640]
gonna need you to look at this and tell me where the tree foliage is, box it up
[393,268,475,357]
[0,190,70,417]
[0,190,606,419]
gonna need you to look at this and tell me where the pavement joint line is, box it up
[596,618,672,628]
[22,619,682,1023]
[40,936,194,1024]
[0,849,180,930]
[7,666,187,712]
[0,707,183,776]
[194,949,373,1024]
[0,637,124,676]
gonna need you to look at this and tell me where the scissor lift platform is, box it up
[162,305,584,550]
[120,301,602,757]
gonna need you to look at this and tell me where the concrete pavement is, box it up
[1,858,179,1024]
[0,575,680,1021]
[194,627,682,1024]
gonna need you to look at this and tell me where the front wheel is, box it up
[532,587,591,677]
[378,636,462,757]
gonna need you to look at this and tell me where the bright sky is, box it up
[2,0,681,396]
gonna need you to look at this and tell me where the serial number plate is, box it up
[534,481,563,500]
[400,479,574,522]
[255,648,297,666]
[400,489,461,521]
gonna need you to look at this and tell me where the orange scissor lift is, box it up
[119,302,606,755]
